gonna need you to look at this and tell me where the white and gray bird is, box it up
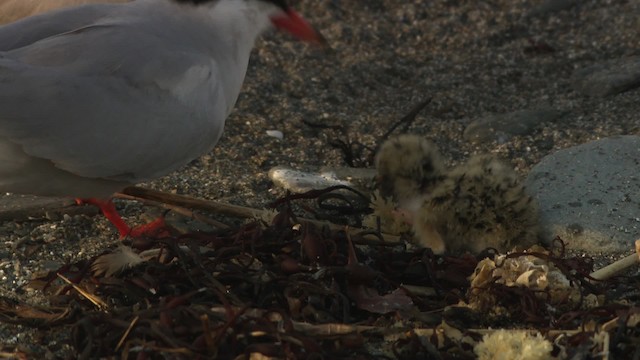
[0,0,324,237]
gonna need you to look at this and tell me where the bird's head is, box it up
[175,0,325,44]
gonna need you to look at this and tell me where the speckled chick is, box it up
[413,155,540,255]
[374,134,446,213]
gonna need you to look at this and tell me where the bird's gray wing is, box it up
[0,20,227,183]
[0,3,120,51]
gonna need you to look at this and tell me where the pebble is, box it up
[572,56,640,97]
[525,136,640,253]
[266,130,284,140]
[526,0,578,17]
[463,107,567,144]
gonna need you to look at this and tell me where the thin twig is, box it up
[57,273,108,310]
[115,315,139,351]
[207,305,599,338]
[378,98,432,144]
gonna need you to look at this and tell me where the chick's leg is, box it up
[413,220,446,254]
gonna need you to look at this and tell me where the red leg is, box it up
[128,216,168,238]
[77,198,131,238]
[76,198,169,239]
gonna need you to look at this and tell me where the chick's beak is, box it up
[270,9,327,45]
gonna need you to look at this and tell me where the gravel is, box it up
[1,0,639,356]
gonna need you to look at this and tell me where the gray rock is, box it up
[463,107,567,144]
[525,136,640,253]
[572,56,640,97]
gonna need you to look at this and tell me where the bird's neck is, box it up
[206,0,275,51]
[202,0,276,111]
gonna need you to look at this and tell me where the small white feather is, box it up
[91,245,144,277]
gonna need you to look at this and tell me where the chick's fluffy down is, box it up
[414,155,539,254]
[375,134,446,203]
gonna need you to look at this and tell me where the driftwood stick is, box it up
[118,186,402,245]
[589,241,640,281]
[120,186,262,219]
[115,193,230,229]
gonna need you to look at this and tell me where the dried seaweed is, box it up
[2,190,638,359]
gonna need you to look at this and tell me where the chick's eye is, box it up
[421,160,434,173]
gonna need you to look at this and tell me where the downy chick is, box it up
[414,155,540,254]
[373,135,539,254]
